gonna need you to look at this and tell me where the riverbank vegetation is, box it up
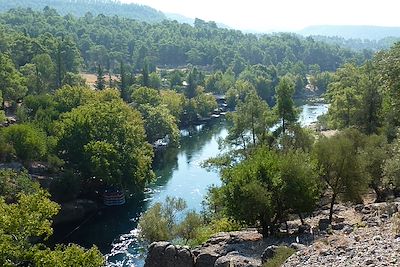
[139,41,400,245]
[1,3,400,265]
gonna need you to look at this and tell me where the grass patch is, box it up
[262,246,296,267]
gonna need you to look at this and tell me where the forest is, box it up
[0,0,166,22]
[1,5,400,267]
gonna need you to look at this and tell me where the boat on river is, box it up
[103,189,126,206]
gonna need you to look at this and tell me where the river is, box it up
[53,101,328,267]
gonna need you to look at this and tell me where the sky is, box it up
[120,0,400,32]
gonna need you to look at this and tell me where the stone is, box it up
[298,224,311,234]
[343,225,353,234]
[195,252,220,267]
[215,254,260,267]
[144,242,194,267]
[354,204,365,213]
[318,218,331,231]
[365,258,374,265]
[261,245,278,263]
[332,223,345,231]
[319,249,330,256]
[290,243,306,251]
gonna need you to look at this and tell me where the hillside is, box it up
[298,25,400,40]
[0,0,166,23]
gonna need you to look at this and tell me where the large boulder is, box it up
[261,245,278,264]
[144,242,194,267]
[215,252,260,267]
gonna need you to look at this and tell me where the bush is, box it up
[262,246,295,267]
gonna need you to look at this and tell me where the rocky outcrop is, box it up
[283,201,400,267]
[145,231,265,267]
[144,242,194,267]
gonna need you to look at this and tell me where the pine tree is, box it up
[95,64,105,90]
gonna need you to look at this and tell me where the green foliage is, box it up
[384,133,400,189]
[0,170,104,266]
[262,246,296,267]
[95,64,105,91]
[139,104,180,144]
[0,190,60,266]
[313,129,369,222]
[174,210,204,244]
[225,80,257,109]
[225,92,275,150]
[32,244,104,267]
[131,87,161,107]
[359,134,389,201]
[376,43,400,140]
[3,123,48,162]
[56,98,154,191]
[138,197,187,243]
[0,169,40,203]
[53,86,95,113]
[160,90,186,122]
[194,93,218,118]
[218,147,320,236]
[275,77,298,134]
[149,72,162,89]
[0,53,27,104]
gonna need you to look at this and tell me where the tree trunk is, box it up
[298,213,305,225]
[260,219,269,237]
[285,220,289,235]
[329,194,336,224]
[251,113,256,146]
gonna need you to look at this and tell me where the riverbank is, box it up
[143,200,400,267]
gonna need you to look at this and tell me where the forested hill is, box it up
[0,8,367,75]
[308,35,400,52]
[0,0,166,23]
[298,25,400,40]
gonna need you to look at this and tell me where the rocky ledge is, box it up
[283,201,400,267]
[144,230,305,267]
[144,201,400,267]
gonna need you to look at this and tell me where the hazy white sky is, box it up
[120,0,400,31]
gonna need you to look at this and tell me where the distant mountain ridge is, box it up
[298,25,400,40]
[0,0,167,22]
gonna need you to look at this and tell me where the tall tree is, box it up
[95,64,105,90]
[275,77,297,135]
[0,53,27,106]
[119,61,129,102]
[56,98,154,191]
[313,130,369,223]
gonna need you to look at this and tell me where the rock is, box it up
[319,249,330,256]
[318,218,331,231]
[176,247,195,267]
[365,258,374,265]
[298,224,311,234]
[290,243,306,251]
[354,204,364,213]
[332,216,345,223]
[215,254,260,267]
[144,242,194,267]
[343,225,353,234]
[195,252,219,267]
[332,223,345,230]
[144,242,170,267]
[261,245,278,263]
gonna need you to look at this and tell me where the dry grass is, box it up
[80,72,120,88]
